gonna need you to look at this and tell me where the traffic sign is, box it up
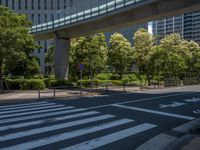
[78,63,84,71]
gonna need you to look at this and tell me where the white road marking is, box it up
[0,101,49,109]
[159,102,186,109]
[0,115,115,142]
[0,106,75,119]
[62,123,157,150]
[0,104,64,115]
[112,104,195,120]
[0,111,99,132]
[193,109,200,114]
[0,108,86,124]
[0,102,56,112]
[2,119,133,150]
[86,92,191,110]
[184,97,200,103]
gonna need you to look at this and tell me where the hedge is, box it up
[48,80,75,87]
[6,79,45,90]
[77,79,123,86]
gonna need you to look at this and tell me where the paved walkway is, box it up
[181,137,200,150]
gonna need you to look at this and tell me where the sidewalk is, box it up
[181,136,200,150]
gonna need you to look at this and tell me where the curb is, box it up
[135,118,200,150]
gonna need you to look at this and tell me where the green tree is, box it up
[159,34,191,78]
[70,33,108,79]
[133,28,154,82]
[186,40,200,74]
[108,33,134,77]
[0,6,38,81]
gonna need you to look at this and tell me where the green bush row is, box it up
[6,79,45,90]
[77,79,123,86]
[43,79,75,88]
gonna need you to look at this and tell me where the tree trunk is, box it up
[0,61,3,92]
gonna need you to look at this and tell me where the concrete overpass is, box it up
[30,0,200,79]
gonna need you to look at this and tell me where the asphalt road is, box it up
[0,86,200,150]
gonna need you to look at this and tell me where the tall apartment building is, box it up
[152,11,200,44]
[0,0,147,75]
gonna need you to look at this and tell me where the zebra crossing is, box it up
[0,101,157,150]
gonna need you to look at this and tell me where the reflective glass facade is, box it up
[153,11,200,44]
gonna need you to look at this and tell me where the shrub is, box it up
[77,79,99,86]
[121,76,130,84]
[21,79,45,90]
[109,74,121,80]
[96,73,110,80]
[49,80,74,87]
[6,79,25,90]
[111,80,123,86]
[6,79,45,90]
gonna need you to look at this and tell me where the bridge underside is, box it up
[33,0,200,40]
[33,0,200,79]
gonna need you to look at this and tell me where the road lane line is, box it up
[0,111,99,132]
[0,101,49,109]
[2,119,133,150]
[86,92,192,110]
[0,102,56,112]
[0,104,64,115]
[0,106,75,119]
[0,108,87,124]
[62,123,157,150]
[112,104,195,120]
[0,115,115,142]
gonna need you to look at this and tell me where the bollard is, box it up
[80,87,82,96]
[53,89,56,98]
[123,84,126,93]
[38,90,40,99]
[106,85,108,94]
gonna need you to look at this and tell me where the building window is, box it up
[32,0,34,10]
[44,41,47,53]
[18,0,21,10]
[57,14,60,19]
[64,0,67,9]
[44,14,47,22]
[50,0,53,9]
[5,0,8,7]
[51,14,54,21]
[31,14,35,24]
[57,0,60,10]
[38,41,41,54]
[44,0,47,9]
[25,0,28,9]
[38,14,41,24]
[12,0,15,9]
[38,0,40,10]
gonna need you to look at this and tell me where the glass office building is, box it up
[0,0,147,75]
[153,11,200,44]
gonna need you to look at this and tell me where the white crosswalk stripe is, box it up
[62,123,157,150]
[0,101,49,109]
[0,111,99,132]
[0,103,63,115]
[0,105,74,119]
[0,115,115,142]
[0,102,56,112]
[0,108,86,124]
[2,119,133,150]
[0,101,157,150]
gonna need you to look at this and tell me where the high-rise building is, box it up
[152,11,200,44]
[0,0,147,75]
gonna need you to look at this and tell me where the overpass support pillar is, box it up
[54,33,70,80]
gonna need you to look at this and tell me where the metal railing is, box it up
[30,0,145,33]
